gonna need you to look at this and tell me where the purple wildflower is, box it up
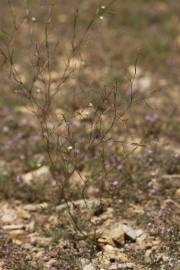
[145,113,159,122]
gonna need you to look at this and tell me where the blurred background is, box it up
[0,1,180,269]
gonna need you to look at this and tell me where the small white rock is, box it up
[83,263,96,270]
[21,166,51,186]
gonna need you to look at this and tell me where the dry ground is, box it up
[0,1,180,269]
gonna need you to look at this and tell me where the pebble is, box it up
[83,263,96,270]
[175,188,180,199]
[21,166,51,186]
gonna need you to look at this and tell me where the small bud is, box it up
[67,146,73,151]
